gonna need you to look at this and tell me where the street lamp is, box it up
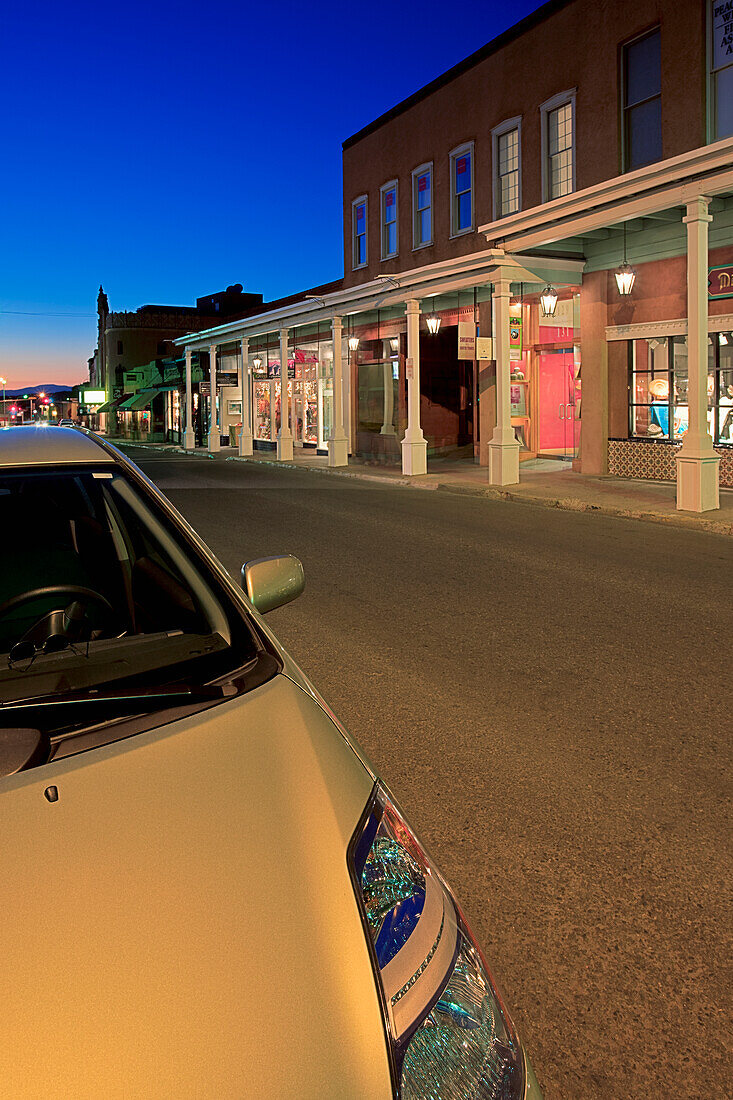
[0,377,6,423]
[540,285,558,317]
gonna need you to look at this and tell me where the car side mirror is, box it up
[241,555,305,614]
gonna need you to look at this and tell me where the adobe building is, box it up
[176,0,733,511]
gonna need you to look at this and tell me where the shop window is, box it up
[710,0,733,140]
[492,118,521,218]
[381,181,398,259]
[412,163,432,249]
[623,29,662,171]
[628,333,733,444]
[352,196,368,269]
[540,91,575,200]
[450,143,474,236]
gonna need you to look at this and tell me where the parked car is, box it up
[57,417,76,426]
[0,426,542,1099]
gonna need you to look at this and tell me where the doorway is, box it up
[538,349,581,459]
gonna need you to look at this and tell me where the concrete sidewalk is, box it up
[111,437,733,536]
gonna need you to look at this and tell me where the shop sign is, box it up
[509,315,522,359]
[713,2,733,67]
[476,337,493,360]
[406,357,414,380]
[709,262,733,299]
[457,322,476,359]
[216,372,237,386]
[113,386,123,399]
[199,382,210,396]
[81,389,105,405]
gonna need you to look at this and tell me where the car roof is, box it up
[0,425,117,469]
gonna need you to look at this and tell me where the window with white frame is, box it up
[352,196,367,269]
[381,181,398,259]
[540,91,576,200]
[710,0,733,140]
[450,143,474,235]
[492,118,521,218]
[412,164,432,248]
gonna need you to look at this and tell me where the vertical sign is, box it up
[457,321,476,359]
[509,315,523,359]
[713,2,733,66]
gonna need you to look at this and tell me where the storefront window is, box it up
[628,333,733,444]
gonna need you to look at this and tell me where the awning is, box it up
[94,396,123,414]
[119,388,164,411]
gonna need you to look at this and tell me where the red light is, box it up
[9,406,17,414]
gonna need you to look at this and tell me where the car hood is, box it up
[0,674,392,1099]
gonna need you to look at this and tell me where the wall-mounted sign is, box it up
[406,357,414,380]
[457,321,476,359]
[509,315,523,359]
[81,389,105,404]
[476,337,493,360]
[709,263,733,299]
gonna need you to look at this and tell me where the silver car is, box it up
[0,426,542,1099]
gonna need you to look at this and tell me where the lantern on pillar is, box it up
[348,316,359,351]
[540,285,558,317]
[614,224,636,296]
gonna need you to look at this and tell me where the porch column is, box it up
[183,346,195,450]
[207,344,220,452]
[239,337,253,456]
[277,327,293,460]
[677,195,719,511]
[328,315,348,466]
[401,298,427,475]
[380,339,396,435]
[488,278,520,485]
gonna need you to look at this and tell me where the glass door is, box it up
[538,350,580,458]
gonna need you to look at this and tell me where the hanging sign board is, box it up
[509,315,523,359]
[406,357,414,380]
[457,322,476,359]
[709,263,733,299]
[476,337,493,360]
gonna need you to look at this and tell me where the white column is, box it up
[239,337,253,456]
[207,344,220,452]
[328,315,348,466]
[676,196,719,511]
[183,346,195,450]
[277,327,293,460]
[269,378,276,442]
[380,340,396,436]
[488,278,520,486]
[401,299,427,475]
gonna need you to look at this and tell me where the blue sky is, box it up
[1,0,545,387]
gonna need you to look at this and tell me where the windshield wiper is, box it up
[1,682,238,711]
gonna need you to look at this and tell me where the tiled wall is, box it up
[608,440,733,489]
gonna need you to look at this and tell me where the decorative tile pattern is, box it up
[608,440,733,489]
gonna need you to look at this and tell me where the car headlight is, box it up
[350,784,525,1100]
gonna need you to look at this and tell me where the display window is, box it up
[628,333,733,444]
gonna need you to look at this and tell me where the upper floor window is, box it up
[492,117,521,218]
[117,340,124,355]
[352,196,368,269]
[623,28,662,170]
[412,163,432,249]
[540,91,576,200]
[381,181,398,259]
[450,143,474,236]
[711,1,733,139]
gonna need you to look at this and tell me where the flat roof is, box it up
[342,0,574,150]
[0,426,116,468]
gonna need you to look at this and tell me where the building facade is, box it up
[176,0,733,510]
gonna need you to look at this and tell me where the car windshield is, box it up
[0,466,259,709]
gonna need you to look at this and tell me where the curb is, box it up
[225,455,733,536]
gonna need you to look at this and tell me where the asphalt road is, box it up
[135,449,732,1100]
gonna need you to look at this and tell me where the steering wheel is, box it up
[0,585,114,620]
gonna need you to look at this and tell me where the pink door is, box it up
[538,352,579,458]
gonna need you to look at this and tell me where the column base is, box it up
[277,434,294,461]
[183,428,195,451]
[401,438,427,476]
[488,439,520,486]
[676,451,720,512]
[327,436,348,467]
[238,430,254,457]
[207,432,220,453]
[380,425,397,436]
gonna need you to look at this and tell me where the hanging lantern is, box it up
[426,314,441,335]
[389,337,399,353]
[540,285,558,317]
[614,223,636,296]
[252,355,263,371]
[614,262,636,296]
[348,335,360,351]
